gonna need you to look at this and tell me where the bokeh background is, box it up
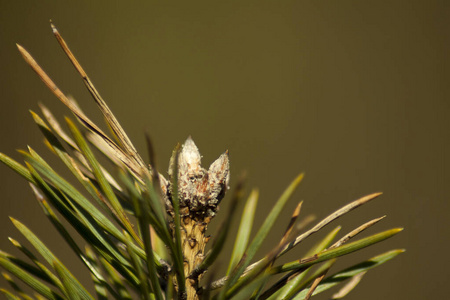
[0,1,448,299]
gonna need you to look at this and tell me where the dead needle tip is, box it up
[50,22,58,33]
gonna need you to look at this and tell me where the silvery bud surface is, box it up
[166,136,229,219]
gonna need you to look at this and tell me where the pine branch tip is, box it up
[3,27,404,300]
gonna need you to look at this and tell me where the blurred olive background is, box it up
[0,1,448,299]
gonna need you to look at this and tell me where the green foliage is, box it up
[0,24,403,299]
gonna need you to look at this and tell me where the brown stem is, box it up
[171,216,210,300]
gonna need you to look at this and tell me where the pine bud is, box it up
[167,136,229,219]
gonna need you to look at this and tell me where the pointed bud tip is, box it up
[183,136,197,148]
[180,136,201,166]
